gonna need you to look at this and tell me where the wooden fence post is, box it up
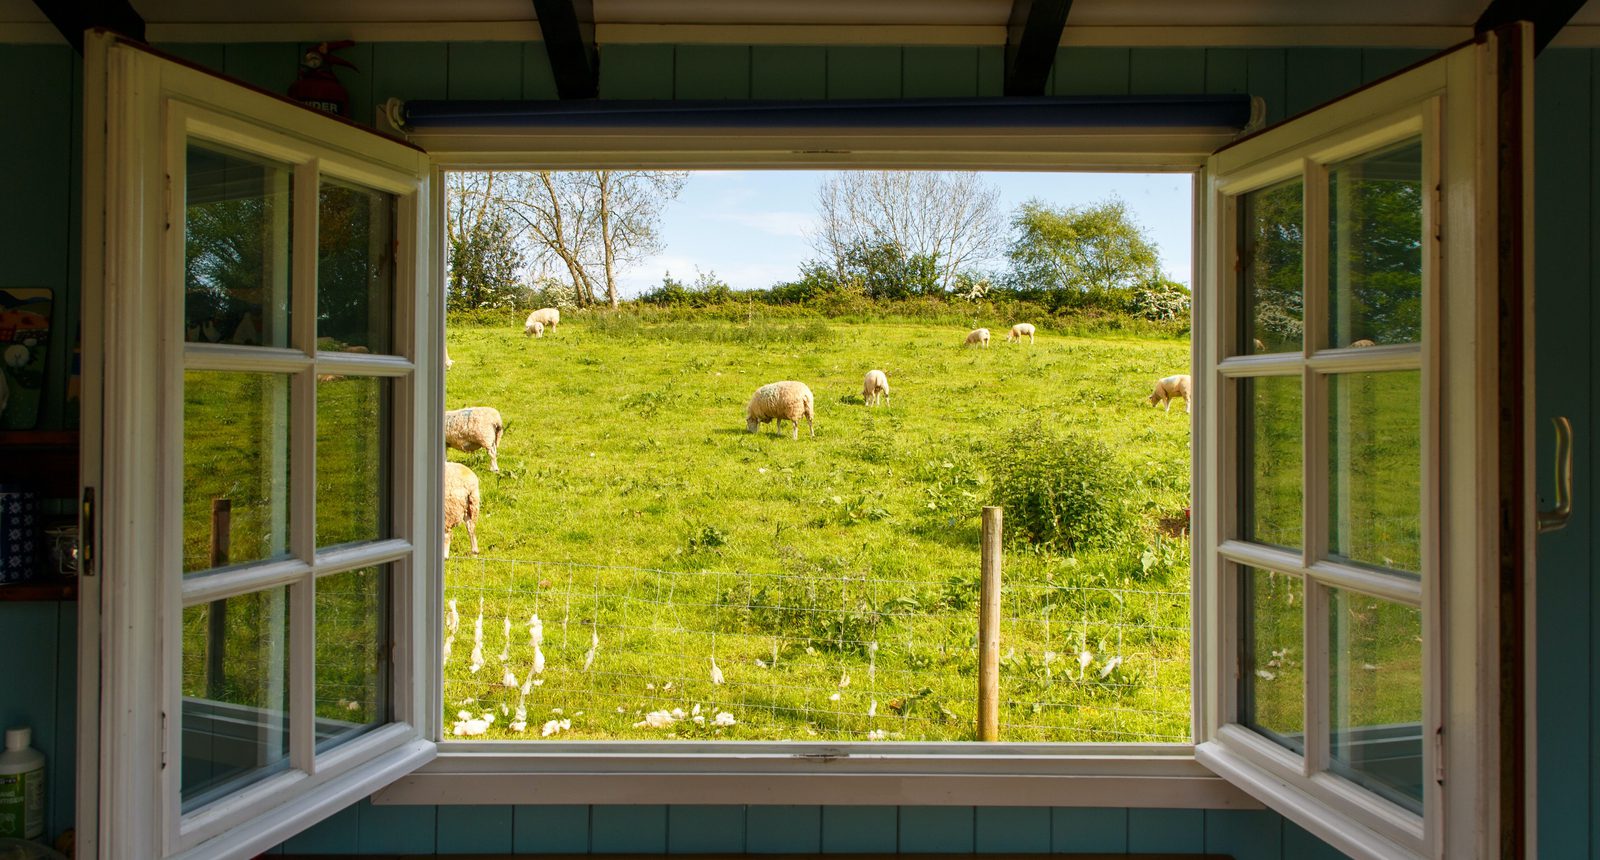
[205,498,231,699]
[978,505,1002,741]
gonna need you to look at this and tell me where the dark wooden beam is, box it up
[1475,0,1588,53]
[531,0,598,99]
[31,0,145,54]
[1004,0,1073,97]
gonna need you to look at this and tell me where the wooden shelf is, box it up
[0,575,77,601]
[0,430,79,499]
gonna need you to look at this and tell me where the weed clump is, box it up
[986,425,1136,552]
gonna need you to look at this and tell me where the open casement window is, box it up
[1194,28,1529,860]
[82,33,440,858]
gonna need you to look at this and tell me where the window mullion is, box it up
[289,159,320,773]
[1300,158,1332,780]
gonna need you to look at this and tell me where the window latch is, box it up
[80,486,96,576]
[1537,416,1573,534]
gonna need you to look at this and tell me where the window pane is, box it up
[1328,588,1423,813]
[1328,139,1423,348]
[184,371,292,574]
[1240,567,1303,753]
[1239,179,1304,354]
[316,567,390,752]
[1240,376,1302,549]
[1329,371,1421,574]
[180,586,290,811]
[318,179,396,354]
[184,142,292,348]
[316,376,390,547]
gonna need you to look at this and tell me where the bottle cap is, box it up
[4,726,28,751]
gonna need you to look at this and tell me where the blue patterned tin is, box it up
[0,485,39,584]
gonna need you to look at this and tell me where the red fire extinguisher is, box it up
[289,40,357,119]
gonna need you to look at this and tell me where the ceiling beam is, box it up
[1475,0,1588,53]
[532,0,599,99]
[1004,0,1073,97]
[31,0,144,54]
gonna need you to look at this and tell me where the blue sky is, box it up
[619,170,1194,298]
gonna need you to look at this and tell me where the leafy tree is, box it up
[838,240,941,301]
[447,206,526,312]
[1006,198,1162,294]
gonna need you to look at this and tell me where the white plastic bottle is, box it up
[0,726,44,840]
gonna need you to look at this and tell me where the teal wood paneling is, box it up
[819,806,896,853]
[599,44,674,99]
[902,47,980,98]
[1283,822,1352,859]
[436,804,514,853]
[973,806,1050,853]
[1360,48,1433,83]
[826,47,901,99]
[590,805,668,853]
[223,43,300,94]
[50,606,75,842]
[514,804,591,853]
[897,806,974,853]
[1283,48,1363,117]
[522,42,559,101]
[666,804,745,853]
[976,47,1004,97]
[1051,807,1127,853]
[1130,47,1207,95]
[745,805,822,854]
[447,42,524,101]
[1588,46,1600,860]
[0,604,69,840]
[281,799,361,854]
[1204,48,1249,94]
[1247,49,1289,125]
[371,42,449,106]
[159,42,225,70]
[1052,47,1129,95]
[750,46,826,99]
[356,799,437,854]
[1205,809,1283,860]
[674,45,751,99]
[1126,807,1204,853]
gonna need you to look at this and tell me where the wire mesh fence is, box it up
[443,556,1191,743]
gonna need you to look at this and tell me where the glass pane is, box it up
[184,372,291,574]
[180,586,290,811]
[1240,567,1304,753]
[184,142,292,348]
[318,179,396,354]
[1329,588,1423,813]
[1329,371,1422,574]
[1238,179,1304,354]
[316,567,390,752]
[316,376,390,547]
[1328,139,1424,348]
[1240,376,1302,549]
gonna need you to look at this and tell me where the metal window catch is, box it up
[1538,417,1573,534]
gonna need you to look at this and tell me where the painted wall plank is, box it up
[355,798,437,854]
[819,805,897,853]
[1284,821,1352,859]
[1053,47,1129,95]
[514,804,591,853]
[1283,48,1363,117]
[1247,49,1289,126]
[898,806,974,853]
[223,43,300,95]
[667,804,745,853]
[1588,45,1600,860]
[902,47,979,98]
[522,42,559,101]
[590,805,668,853]
[0,604,63,838]
[1051,807,1127,853]
[1359,48,1433,83]
[826,47,902,99]
[974,806,1050,853]
[750,46,826,100]
[1126,808,1204,853]
[50,604,75,839]
[599,44,674,99]
[436,804,514,853]
[1204,48,1249,94]
[1204,809,1283,860]
[976,47,1004,97]
[281,799,360,854]
[370,42,449,105]
[0,46,69,287]
[1130,47,1207,95]
[158,42,225,71]
[447,42,524,101]
[745,805,822,854]
[675,45,752,99]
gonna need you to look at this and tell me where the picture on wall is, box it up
[0,288,52,430]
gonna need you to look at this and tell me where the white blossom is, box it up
[529,613,544,648]
[1256,669,1276,681]
[1078,650,1094,671]
[710,657,725,685]
[541,718,572,737]
[1098,656,1123,679]
[712,711,736,727]
[868,700,877,718]
[583,630,598,671]
[828,692,841,702]
[635,710,676,729]
[502,668,518,688]
[866,729,887,741]
[839,672,850,688]
[445,599,459,637]
[498,616,512,662]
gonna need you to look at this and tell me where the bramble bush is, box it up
[986,425,1137,552]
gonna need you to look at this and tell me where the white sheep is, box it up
[1006,323,1035,344]
[862,370,889,407]
[1147,374,1192,414]
[525,307,559,336]
[746,381,814,439]
[444,461,481,559]
[445,406,505,472]
[1350,338,1376,348]
[965,328,990,348]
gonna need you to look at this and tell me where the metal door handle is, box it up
[1538,416,1573,534]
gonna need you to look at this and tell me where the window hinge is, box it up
[79,487,95,576]
[160,710,168,770]
[1433,724,1444,785]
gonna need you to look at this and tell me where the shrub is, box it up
[986,425,1137,552]
[1128,280,1192,322]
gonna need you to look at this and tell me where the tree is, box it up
[447,206,526,311]
[1006,198,1162,294]
[812,171,1002,293]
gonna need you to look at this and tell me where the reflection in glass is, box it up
[180,586,290,811]
[1329,588,1423,813]
[185,142,292,347]
[1329,371,1422,574]
[1241,376,1302,549]
[184,372,291,574]
[319,179,396,354]
[316,376,390,548]
[316,567,390,752]
[1240,567,1304,753]
[1329,139,1424,348]
[1239,180,1304,354]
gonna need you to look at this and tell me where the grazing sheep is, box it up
[1006,323,1036,344]
[1252,337,1267,352]
[525,307,559,335]
[1350,338,1376,348]
[746,381,815,440]
[862,370,889,407]
[1147,374,1193,414]
[526,320,545,339]
[965,328,991,348]
[444,461,481,559]
[445,406,505,472]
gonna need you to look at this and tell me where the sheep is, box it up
[1147,374,1192,414]
[525,307,559,335]
[444,461,481,559]
[1252,337,1267,352]
[1350,338,1376,348]
[1006,323,1036,344]
[862,370,889,407]
[445,406,505,472]
[965,328,990,348]
[526,319,545,339]
[745,381,814,440]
